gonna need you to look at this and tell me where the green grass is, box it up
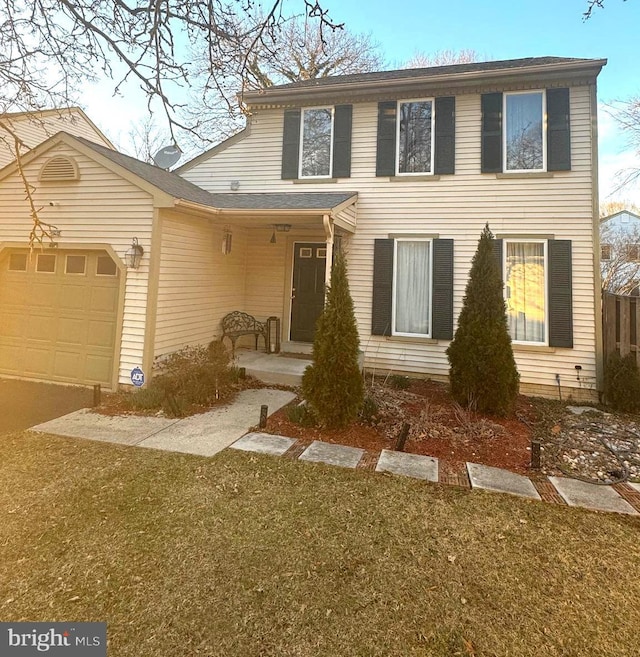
[1,432,640,656]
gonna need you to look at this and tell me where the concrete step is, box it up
[235,350,310,386]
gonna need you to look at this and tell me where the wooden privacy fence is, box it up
[602,291,640,362]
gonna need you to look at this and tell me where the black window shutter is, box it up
[432,239,454,340]
[332,104,352,178]
[434,97,455,175]
[372,239,394,336]
[547,88,571,172]
[376,101,397,177]
[281,109,301,180]
[481,93,503,173]
[548,239,573,348]
[492,238,504,278]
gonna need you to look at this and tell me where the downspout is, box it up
[323,214,334,294]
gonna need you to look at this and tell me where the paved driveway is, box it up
[0,378,94,434]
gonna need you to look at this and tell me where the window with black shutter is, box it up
[371,238,454,339]
[376,97,456,177]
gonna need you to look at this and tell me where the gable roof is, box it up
[601,210,640,224]
[0,131,357,215]
[243,56,607,107]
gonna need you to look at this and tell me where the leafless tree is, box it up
[604,97,640,193]
[583,0,629,20]
[177,15,384,152]
[403,49,481,69]
[0,0,340,245]
[601,217,640,294]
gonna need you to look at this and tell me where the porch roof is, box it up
[73,135,357,214]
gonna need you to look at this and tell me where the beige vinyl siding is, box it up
[154,212,248,355]
[0,109,112,168]
[0,142,154,387]
[182,84,599,397]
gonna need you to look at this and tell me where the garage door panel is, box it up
[0,249,119,387]
[25,314,58,342]
[60,284,89,311]
[53,350,81,379]
[0,312,26,338]
[90,287,119,313]
[0,344,24,373]
[31,282,59,307]
[0,280,29,305]
[87,320,116,349]
[58,317,87,346]
[85,354,112,384]
[24,347,53,375]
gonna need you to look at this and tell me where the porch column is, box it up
[323,214,334,294]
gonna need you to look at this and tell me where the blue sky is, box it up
[86,0,640,204]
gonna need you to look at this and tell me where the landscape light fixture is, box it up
[125,237,144,269]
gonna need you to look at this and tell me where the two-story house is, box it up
[600,209,640,295]
[0,57,605,399]
[179,56,606,399]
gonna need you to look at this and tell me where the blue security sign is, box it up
[130,366,145,387]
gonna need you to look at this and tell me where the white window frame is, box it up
[298,106,334,179]
[601,244,612,261]
[395,98,435,176]
[503,90,547,173]
[65,254,87,275]
[504,238,548,346]
[391,237,433,338]
[36,253,56,274]
[96,254,118,277]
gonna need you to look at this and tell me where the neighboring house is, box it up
[0,56,606,400]
[600,210,640,295]
[179,56,606,400]
[0,107,113,168]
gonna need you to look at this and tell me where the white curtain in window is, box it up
[395,241,430,335]
[505,242,545,342]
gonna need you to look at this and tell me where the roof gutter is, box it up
[173,198,356,217]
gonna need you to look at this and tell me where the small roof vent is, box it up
[39,156,80,182]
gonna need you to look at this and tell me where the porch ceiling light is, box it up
[270,224,292,244]
[125,237,144,269]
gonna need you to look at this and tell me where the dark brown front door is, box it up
[290,243,326,342]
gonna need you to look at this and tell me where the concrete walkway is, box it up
[230,433,640,516]
[31,389,295,457]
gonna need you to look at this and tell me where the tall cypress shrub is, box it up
[446,224,519,415]
[302,249,364,428]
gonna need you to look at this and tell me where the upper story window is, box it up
[300,107,334,178]
[601,244,612,261]
[376,97,455,177]
[397,99,434,175]
[482,88,571,174]
[281,105,352,180]
[504,91,545,172]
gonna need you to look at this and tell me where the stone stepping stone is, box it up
[549,476,638,515]
[376,450,438,482]
[231,432,296,456]
[299,440,364,469]
[467,462,541,500]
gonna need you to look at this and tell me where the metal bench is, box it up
[221,311,267,354]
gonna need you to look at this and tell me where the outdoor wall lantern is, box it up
[125,237,144,269]
[269,223,292,244]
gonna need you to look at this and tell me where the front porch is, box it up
[235,349,311,387]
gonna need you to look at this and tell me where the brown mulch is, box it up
[266,379,535,474]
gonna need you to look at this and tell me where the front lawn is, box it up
[1,432,639,656]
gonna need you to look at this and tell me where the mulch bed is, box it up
[266,379,536,474]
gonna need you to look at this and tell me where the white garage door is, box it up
[0,249,120,386]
